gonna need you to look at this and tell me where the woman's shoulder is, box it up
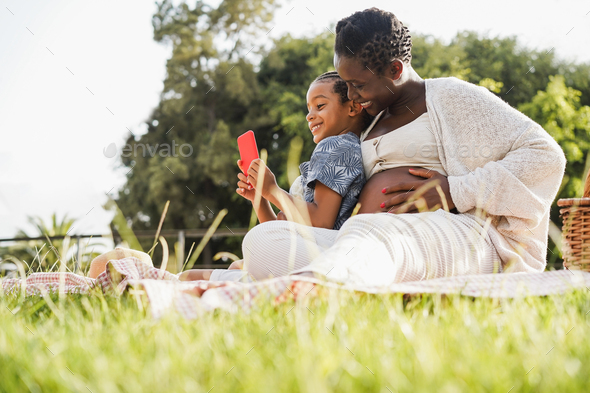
[425,77,516,120]
[425,77,496,102]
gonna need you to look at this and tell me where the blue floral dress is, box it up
[294,132,366,230]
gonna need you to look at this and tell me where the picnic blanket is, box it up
[2,257,590,319]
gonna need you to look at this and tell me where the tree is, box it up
[411,34,471,80]
[520,75,590,201]
[413,32,560,107]
[114,0,280,263]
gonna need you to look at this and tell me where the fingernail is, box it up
[381,188,386,194]
[380,202,385,208]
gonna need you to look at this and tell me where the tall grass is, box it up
[1,287,589,392]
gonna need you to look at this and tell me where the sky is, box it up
[0,0,589,241]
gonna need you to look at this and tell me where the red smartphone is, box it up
[237,130,259,175]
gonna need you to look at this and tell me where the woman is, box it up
[242,8,566,286]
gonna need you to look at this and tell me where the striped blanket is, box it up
[2,257,589,319]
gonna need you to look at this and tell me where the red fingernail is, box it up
[380,202,385,208]
[382,188,386,194]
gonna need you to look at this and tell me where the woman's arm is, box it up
[429,79,566,225]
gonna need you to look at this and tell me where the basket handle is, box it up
[584,169,590,198]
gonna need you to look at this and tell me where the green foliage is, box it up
[116,0,279,263]
[411,34,471,80]
[104,199,143,252]
[413,32,561,107]
[0,214,101,274]
[196,120,238,186]
[478,77,504,93]
[520,75,590,200]
[1,290,589,391]
[455,32,557,106]
[559,62,590,107]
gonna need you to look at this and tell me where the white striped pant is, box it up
[242,210,502,286]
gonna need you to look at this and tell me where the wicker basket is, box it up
[557,172,590,271]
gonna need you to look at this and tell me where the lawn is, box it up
[1,287,589,392]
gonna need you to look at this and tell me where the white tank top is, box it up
[360,111,447,179]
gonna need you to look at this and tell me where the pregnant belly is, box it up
[357,166,424,214]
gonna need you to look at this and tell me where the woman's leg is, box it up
[243,221,339,281]
[296,210,502,286]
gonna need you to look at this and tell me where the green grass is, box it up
[1,288,589,392]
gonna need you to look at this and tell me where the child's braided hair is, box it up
[334,8,412,74]
[312,71,374,128]
[312,71,349,104]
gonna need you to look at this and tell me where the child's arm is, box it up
[247,159,342,229]
[236,160,277,223]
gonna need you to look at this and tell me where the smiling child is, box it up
[237,71,368,230]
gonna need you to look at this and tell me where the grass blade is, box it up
[183,209,227,271]
[158,236,169,279]
[148,200,170,257]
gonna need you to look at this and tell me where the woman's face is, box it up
[334,54,400,117]
[306,81,354,144]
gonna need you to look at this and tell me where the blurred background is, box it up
[1,0,589,274]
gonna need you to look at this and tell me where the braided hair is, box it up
[312,71,349,104]
[312,71,374,128]
[334,8,412,74]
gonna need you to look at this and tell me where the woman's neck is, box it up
[385,66,425,117]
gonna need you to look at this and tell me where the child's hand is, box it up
[236,171,257,201]
[247,159,278,199]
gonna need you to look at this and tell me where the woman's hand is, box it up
[247,159,278,199]
[382,168,455,214]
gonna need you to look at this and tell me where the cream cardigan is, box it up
[426,77,566,272]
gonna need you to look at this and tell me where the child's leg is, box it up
[178,269,214,281]
[209,269,252,282]
[178,268,252,282]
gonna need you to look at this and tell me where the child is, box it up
[237,71,368,230]
[179,71,369,282]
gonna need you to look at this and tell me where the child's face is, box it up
[306,81,354,144]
